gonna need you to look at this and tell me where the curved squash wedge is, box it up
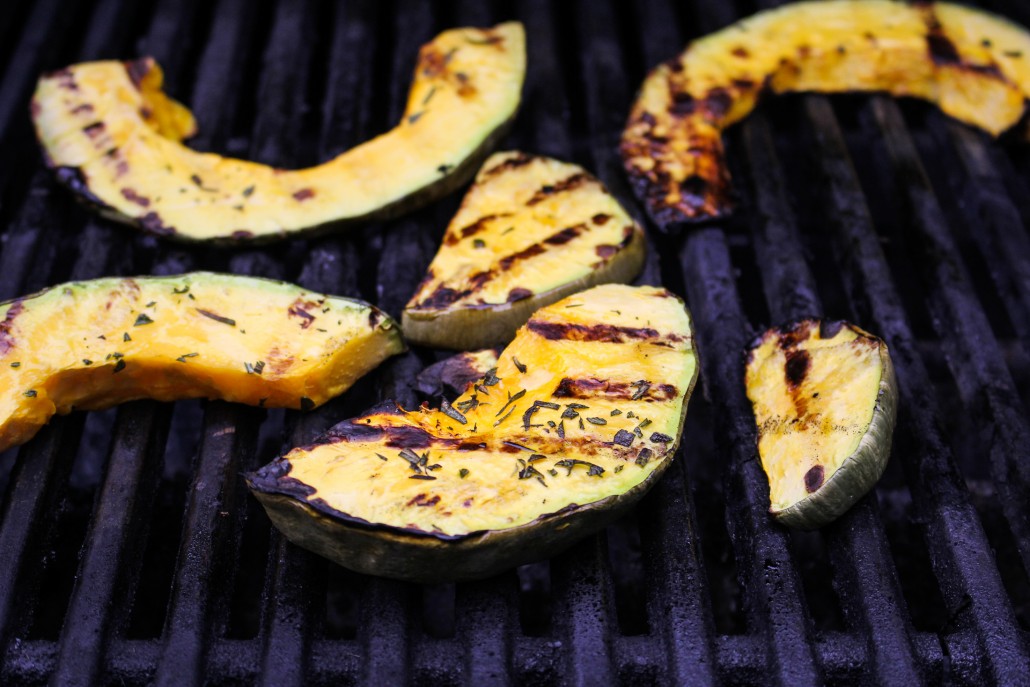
[745,319,897,529]
[621,0,1030,227]
[0,273,403,452]
[31,23,525,242]
[403,152,646,349]
[247,284,698,582]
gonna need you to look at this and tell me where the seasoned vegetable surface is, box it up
[745,319,897,529]
[248,284,697,582]
[622,1,1030,227]
[0,273,403,452]
[403,152,645,349]
[32,23,525,242]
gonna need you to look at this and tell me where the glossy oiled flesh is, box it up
[252,285,697,538]
[407,152,642,313]
[745,321,882,512]
[32,23,525,240]
[0,273,403,452]
[621,1,1030,226]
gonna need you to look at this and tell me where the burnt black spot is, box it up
[703,88,733,119]
[383,425,435,449]
[804,465,825,493]
[784,349,811,388]
[507,287,532,303]
[669,90,697,117]
[543,225,584,246]
[592,213,611,225]
[293,188,315,201]
[927,32,961,65]
[731,46,749,58]
[776,320,815,350]
[121,188,151,207]
[680,175,709,206]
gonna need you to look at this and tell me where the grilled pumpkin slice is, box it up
[622,0,1030,228]
[745,319,897,529]
[31,23,525,242]
[247,284,697,582]
[0,273,403,452]
[402,152,646,349]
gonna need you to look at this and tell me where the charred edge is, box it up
[507,287,532,303]
[231,230,254,240]
[819,319,847,340]
[784,349,810,389]
[0,300,26,356]
[529,320,680,345]
[552,377,678,402]
[124,58,152,89]
[804,465,825,493]
[140,211,175,236]
[526,173,592,205]
[53,166,110,209]
[775,319,816,350]
[417,353,495,396]
[482,152,537,178]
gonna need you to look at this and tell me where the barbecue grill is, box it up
[2,0,1029,684]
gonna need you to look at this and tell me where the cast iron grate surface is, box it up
[1,0,1030,684]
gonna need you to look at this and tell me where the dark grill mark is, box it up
[83,122,105,139]
[0,301,25,356]
[804,465,825,493]
[543,225,585,246]
[456,213,509,243]
[407,493,441,508]
[418,285,471,310]
[552,377,678,402]
[784,349,810,388]
[526,173,592,205]
[482,152,536,177]
[529,320,671,344]
[500,243,545,270]
[121,188,150,207]
[288,298,318,329]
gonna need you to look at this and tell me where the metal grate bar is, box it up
[803,95,1030,683]
[739,114,922,684]
[866,97,1030,573]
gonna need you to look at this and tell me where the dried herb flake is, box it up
[134,313,154,326]
[512,356,527,373]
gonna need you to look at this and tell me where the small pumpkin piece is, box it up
[745,319,898,529]
[31,23,525,242]
[247,284,698,582]
[403,151,646,349]
[0,273,403,452]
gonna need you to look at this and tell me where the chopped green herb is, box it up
[176,352,199,363]
[242,185,255,197]
[566,403,589,410]
[409,474,437,480]
[494,405,516,427]
[123,332,131,342]
[195,308,236,327]
[635,448,654,467]
[529,454,547,463]
[626,411,636,419]
[547,420,556,428]
[614,465,624,473]
[613,429,635,446]
[24,389,37,397]
[407,111,424,124]
[244,361,266,375]
[548,469,558,477]
[459,468,469,479]
[456,396,480,413]
[579,417,585,430]
[610,409,622,416]
[113,359,126,374]
[173,285,190,294]
[145,301,156,308]
[134,313,154,326]
[586,417,607,425]
[554,458,605,477]
[495,388,526,417]
[517,459,547,486]
[440,398,468,425]
[561,407,579,420]
[650,432,673,443]
[536,401,560,410]
[512,356,527,373]
[501,226,514,235]
[557,420,565,439]
[376,453,389,462]
[427,463,442,471]
[483,368,500,386]
[82,359,92,366]
[503,441,533,452]
[564,303,583,308]
[631,380,651,401]
[422,85,437,105]
[10,362,20,368]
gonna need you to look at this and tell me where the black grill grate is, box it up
[1,0,1030,684]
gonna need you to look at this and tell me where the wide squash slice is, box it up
[621,0,1030,228]
[403,152,646,349]
[32,23,525,242]
[0,273,403,452]
[247,284,698,582]
[745,319,897,529]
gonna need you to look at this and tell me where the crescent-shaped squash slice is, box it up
[246,284,697,582]
[402,152,646,349]
[621,0,1030,228]
[745,319,898,529]
[31,23,525,242]
[0,273,403,452]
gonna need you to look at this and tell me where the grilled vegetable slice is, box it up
[0,273,403,452]
[31,23,525,242]
[745,319,897,529]
[402,152,646,349]
[622,0,1030,228]
[247,284,697,582]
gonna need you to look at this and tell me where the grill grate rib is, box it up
[2,1,1030,685]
